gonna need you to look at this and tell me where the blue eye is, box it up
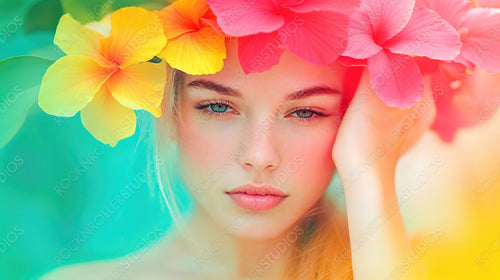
[295,109,314,119]
[290,107,328,123]
[209,103,228,113]
[194,100,234,119]
[194,100,328,122]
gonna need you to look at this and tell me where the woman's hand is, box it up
[332,68,434,280]
[333,69,434,188]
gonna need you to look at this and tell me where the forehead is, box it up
[184,38,344,98]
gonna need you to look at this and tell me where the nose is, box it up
[239,118,280,172]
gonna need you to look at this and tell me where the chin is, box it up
[219,212,300,241]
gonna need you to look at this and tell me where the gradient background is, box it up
[0,1,184,279]
[2,1,500,279]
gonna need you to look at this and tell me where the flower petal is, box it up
[367,49,424,108]
[342,11,383,59]
[431,68,500,141]
[282,10,350,64]
[84,14,112,37]
[460,8,500,72]
[106,61,166,117]
[101,7,167,67]
[172,0,211,25]
[200,16,225,35]
[277,0,360,13]
[454,54,476,71]
[157,0,210,39]
[362,0,415,44]
[413,56,440,74]
[38,55,115,117]
[81,86,136,147]
[158,27,226,75]
[157,7,193,39]
[238,32,285,74]
[429,73,461,142]
[415,0,472,28]
[53,13,107,64]
[207,0,284,36]
[384,7,461,60]
[337,55,367,67]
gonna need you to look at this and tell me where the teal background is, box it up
[0,1,187,279]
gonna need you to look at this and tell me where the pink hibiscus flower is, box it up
[342,0,462,108]
[415,57,500,142]
[416,0,500,72]
[413,0,500,141]
[206,0,359,74]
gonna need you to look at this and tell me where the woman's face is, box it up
[174,39,344,240]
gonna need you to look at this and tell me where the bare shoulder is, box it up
[38,258,198,280]
[39,229,193,280]
[38,259,122,280]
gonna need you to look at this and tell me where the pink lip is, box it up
[226,184,288,210]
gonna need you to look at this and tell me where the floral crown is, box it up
[35,0,500,146]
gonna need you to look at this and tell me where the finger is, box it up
[399,75,437,154]
[343,68,410,128]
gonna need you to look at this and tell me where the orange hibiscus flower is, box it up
[156,0,227,74]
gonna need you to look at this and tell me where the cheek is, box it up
[294,142,335,185]
[293,120,338,165]
[175,112,236,188]
[281,123,337,193]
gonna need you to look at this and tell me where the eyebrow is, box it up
[187,79,341,101]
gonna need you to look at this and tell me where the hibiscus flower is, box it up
[416,0,500,72]
[342,0,462,108]
[156,0,228,75]
[38,7,168,146]
[414,0,500,141]
[207,0,359,73]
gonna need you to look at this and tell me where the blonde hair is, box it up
[151,64,353,279]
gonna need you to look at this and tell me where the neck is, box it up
[178,205,302,279]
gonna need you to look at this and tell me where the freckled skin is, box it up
[174,39,345,240]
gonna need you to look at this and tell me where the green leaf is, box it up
[0,56,53,149]
[60,0,168,24]
[147,56,162,63]
[0,0,38,17]
[24,0,64,33]
[60,0,114,24]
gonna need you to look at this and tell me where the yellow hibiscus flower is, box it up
[38,7,168,147]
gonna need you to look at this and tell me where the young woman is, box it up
[39,35,432,280]
[35,0,485,278]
